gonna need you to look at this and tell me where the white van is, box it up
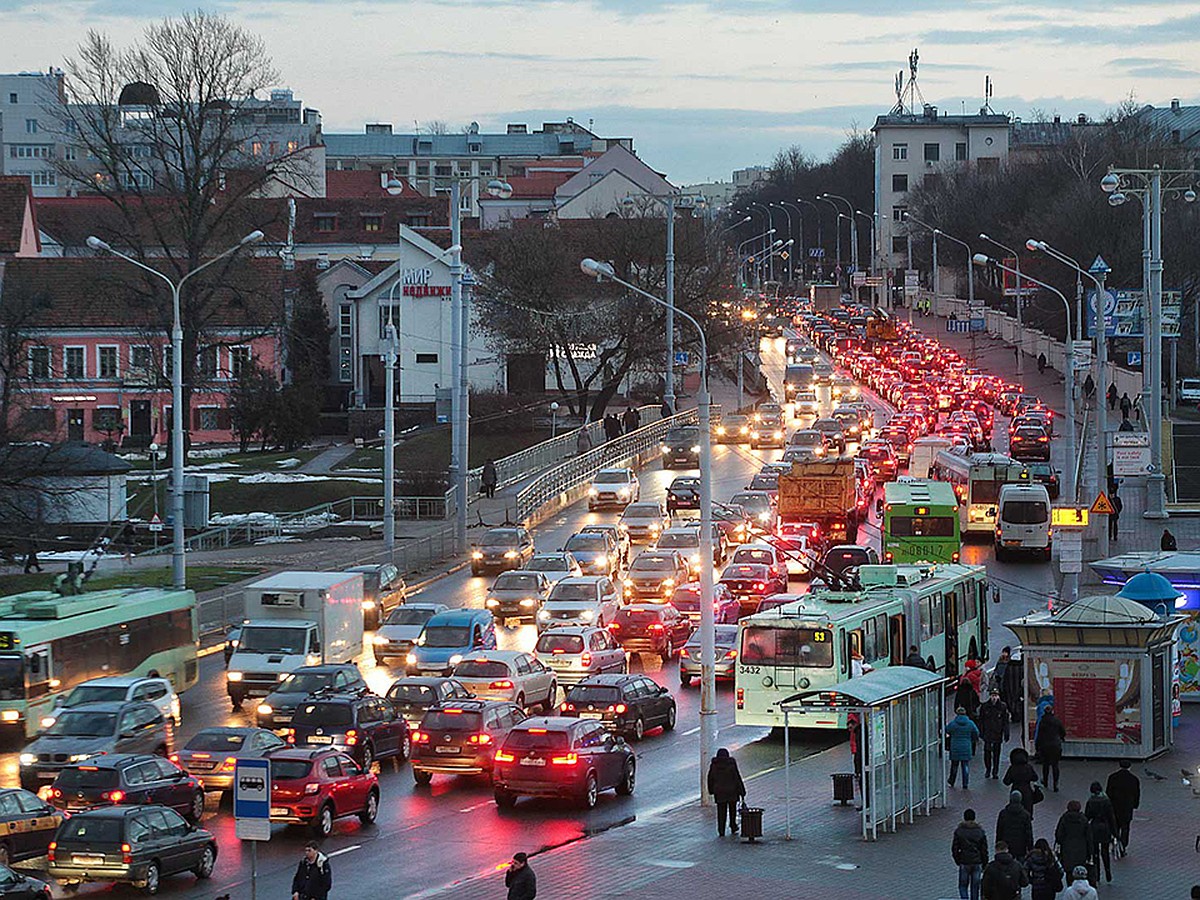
[995,483,1052,561]
[909,436,953,480]
[1179,378,1200,404]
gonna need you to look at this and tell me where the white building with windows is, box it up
[0,70,65,196]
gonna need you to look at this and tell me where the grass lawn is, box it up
[208,479,380,515]
[337,428,553,472]
[0,564,266,598]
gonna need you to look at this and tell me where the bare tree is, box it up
[0,278,51,443]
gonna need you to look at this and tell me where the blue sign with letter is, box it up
[946,319,970,334]
[673,351,690,366]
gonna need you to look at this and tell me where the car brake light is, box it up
[528,728,548,734]
[884,551,893,562]
[561,702,576,712]
[494,750,515,762]
[608,623,620,631]
[102,790,125,803]
[551,648,565,654]
[304,783,320,795]
[607,703,627,714]
[468,732,493,745]
[724,649,738,659]
[47,843,56,863]
[580,651,592,667]
[490,680,514,690]
[413,731,430,743]
[680,648,690,658]
[169,753,181,762]
[754,582,765,591]
[51,788,62,799]
[550,752,578,765]
[219,756,238,772]
[121,843,132,865]
[952,552,960,562]
[648,623,664,632]
[345,729,358,746]
[736,688,745,709]
[285,728,295,744]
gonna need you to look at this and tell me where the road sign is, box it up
[946,319,971,334]
[1057,530,1083,574]
[1085,288,1120,337]
[904,271,919,288]
[779,250,789,261]
[1089,254,1111,274]
[808,247,825,258]
[234,758,271,841]
[1112,432,1149,447]
[673,351,690,367]
[1051,507,1090,528]
[1090,492,1116,515]
[1072,341,1093,372]
[851,272,866,287]
[1127,351,1142,367]
[865,276,885,287]
[148,514,163,533]
[969,318,986,332]
[1112,438,1152,476]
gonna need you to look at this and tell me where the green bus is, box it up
[882,481,961,564]
[0,588,198,736]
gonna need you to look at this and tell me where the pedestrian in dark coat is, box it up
[291,843,332,900]
[904,645,927,669]
[661,399,674,418]
[1084,781,1117,883]
[1083,373,1095,400]
[706,748,745,836]
[1053,800,1092,878]
[994,646,1023,723]
[1024,839,1065,900]
[954,675,981,722]
[1035,704,1066,791]
[979,690,1010,779]
[1105,759,1140,850]
[480,459,499,499]
[945,707,980,789]
[1002,747,1040,816]
[981,841,1028,900]
[1037,352,1047,374]
[505,852,536,900]
[621,405,640,434]
[951,808,989,900]
[995,791,1034,861]
[603,413,620,442]
[1109,491,1122,541]
[1106,382,1118,410]
[1119,392,1132,420]
[1161,528,1178,551]
[21,538,41,574]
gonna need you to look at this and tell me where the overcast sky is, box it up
[6,0,1200,183]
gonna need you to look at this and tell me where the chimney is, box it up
[1053,114,1061,125]
[365,123,393,135]
[1077,113,1087,125]
[507,124,528,134]
[1171,98,1181,113]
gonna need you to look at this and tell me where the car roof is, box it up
[596,467,633,476]
[266,747,343,761]
[621,603,668,614]
[68,753,164,769]
[575,674,639,686]
[57,700,151,713]
[429,698,512,711]
[397,602,449,612]
[535,624,596,636]
[389,676,457,687]
[623,502,663,512]
[74,676,161,687]
[555,576,605,585]
[59,805,148,820]
[293,692,366,705]
[509,715,582,732]
[427,608,493,624]
[191,726,266,737]
[288,663,359,674]
[457,650,524,663]
[687,625,738,642]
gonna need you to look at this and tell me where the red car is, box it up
[718,563,788,614]
[609,604,693,661]
[267,748,379,837]
[669,582,741,624]
[858,441,898,480]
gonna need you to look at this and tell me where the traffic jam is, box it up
[0,296,1066,898]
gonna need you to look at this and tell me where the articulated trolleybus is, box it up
[735,563,988,729]
[932,452,1029,538]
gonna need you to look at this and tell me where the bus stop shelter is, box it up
[780,667,947,841]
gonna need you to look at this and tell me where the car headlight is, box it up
[416,634,427,646]
[758,512,771,522]
[372,634,389,645]
[690,554,701,565]
[520,598,537,607]
[19,753,35,767]
[68,753,96,764]
[227,671,244,682]
[449,654,463,667]
[750,431,759,439]
[661,446,671,454]
[773,432,782,439]
[362,599,376,610]
[624,578,635,587]
[40,716,56,729]
[406,652,418,665]
[691,445,701,453]
[504,550,519,559]
[257,704,273,716]
[662,578,675,587]
[538,610,551,620]
[278,671,289,681]
[740,426,749,435]
[471,551,484,560]
[716,426,726,435]
[588,487,598,496]
[486,598,499,607]
[579,610,595,621]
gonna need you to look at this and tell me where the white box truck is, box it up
[226,572,364,708]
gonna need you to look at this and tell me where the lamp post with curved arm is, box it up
[815,197,842,278]
[795,199,823,279]
[779,202,806,282]
[980,233,1025,379]
[822,193,858,276]
[770,203,795,282]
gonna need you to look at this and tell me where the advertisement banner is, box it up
[1026,656,1142,745]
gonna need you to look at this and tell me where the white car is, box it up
[538,576,622,631]
[485,570,553,621]
[372,602,450,666]
[793,391,820,416]
[451,650,557,711]
[587,468,640,510]
[524,552,584,588]
[726,542,789,583]
[45,676,180,729]
[535,626,627,686]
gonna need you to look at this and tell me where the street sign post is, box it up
[673,350,690,367]
[234,758,271,900]
[1090,493,1116,515]
[1057,530,1083,575]
[1127,351,1142,367]
[1111,432,1152,476]
[148,514,163,533]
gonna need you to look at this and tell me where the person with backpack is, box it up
[1003,747,1042,817]
[1054,799,1092,881]
[1084,780,1118,884]
[1035,703,1066,792]
[946,706,981,789]
[1024,839,1065,900]
[981,840,1027,900]
[995,790,1034,862]
[1105,759,1140,851]
[951,807,988,900]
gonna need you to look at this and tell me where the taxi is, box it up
[0,788,61,864]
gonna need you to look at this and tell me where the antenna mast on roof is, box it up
[890,48,925,115]
[982,75,995,114]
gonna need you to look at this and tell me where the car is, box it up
[563,531,620,578]
[534,626,626,685]
[623,550,690,600]
[410,699,528,785]
[0,788,61,865]
[577,524,631,566]
[19,702,170,792]
[48,754,205,823]
[749,415,785,449]
[858,440,898,480]
[714,414,750,444]
[831,376,859,401]
[255,663,369,731]
[793,390,820,417]
[661,426,702,469]
[538,577,622,631]
[586,468,640,510]
[679,624,740,685]
[747,471,779,494]
[171,727,286,794]
[452,651,557,711]
[47,805,218,894]
[780,445,822,464]
[669,520,728,565]
[559,674,676,740]
[718,563,788,613]
[344,563,408,630]
[288,693,411,768]
[385,676,474,729]
[618,501,671,544]
[789,428,827,457]
[44,676,180,731]
[265,748,379,836]
[470,527,536,575]
[669,582,741,624]
[773,523,814,576]
[727,542,789,579]
[372,602,450,667]
[485,570,553,621]
[812,418,847,454]
[523,552,585,587]
[608,604,692,661]
[821,544,880,580]
[666,475,702,513]
[1009,425,1051,461]
[492,716,636,808]
[755,401,784,420]
[653,526,709,576]
[406,609,497,676]
[728,490,777,530]
[1025,461,1061,499]
[712,502,753,545]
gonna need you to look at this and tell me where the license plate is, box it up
[72,855,104,865]
[581,712,603,720]
[37,772,55,780]
[519,757,546,767]
[434,746,460,754]
[270,807,289,816]
[307,735,333,744]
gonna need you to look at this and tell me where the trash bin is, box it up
[740,806,763,842]
[831,772,856,805]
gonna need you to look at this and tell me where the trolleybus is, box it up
[931,451,1029,537]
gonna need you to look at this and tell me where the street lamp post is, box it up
[795,199,823,279]
[748,203,775,282]
[823,194,859,275]
[980,234,1024,380]
[581,257,716,805]
[87,230,264,589]
[815,197,842,280]
[148,442,160,551]
[779,202,806,282]
[771,203,795,282]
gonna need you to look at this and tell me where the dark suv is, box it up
[410,699,527,785]
[609,605,691,661]
[559,674,676,741]
[288,693,411,768]
[385,677,475,729]
[49,754,206,823]
[255,663,368,731]
[661,427,702,469]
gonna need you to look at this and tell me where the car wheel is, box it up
[0,842,11,867]
[663,704,676,731]
[142,862,160,895]
[360,742,375,770]
[616,760,636,796]
[399,728,412,761]
[414,769,433,786]
[581,771,599,809]
[544,682,557,712]
[311,804,334,838]
[680,673,693,687]
[631,715,645,741]
[494,788,517,808]
[192,844,216,879]
[188,791,205,824]
[359,790,379,825]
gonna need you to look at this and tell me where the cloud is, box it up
[1109,56,1200,79]
[912,11,1200,48]
[396,49,652,64]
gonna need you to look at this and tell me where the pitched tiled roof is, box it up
[287,196,449,244]
[492,173,572,200]
[325,170,423,199]
[0,176,36,255]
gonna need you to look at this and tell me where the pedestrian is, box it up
[1053,800,1092,880]
[1002,747,1041,816]
[991,646,1013,710]
[505,852,537,900]
[1119,392,1132,421]
[1106,382,1118,410]
[1024,839,1065,900]
[1109,491,1123,542]
[1083,373,1095,400]
[954,671,981,723]
[979,689,1010,779]
[847,712,864,797]
[951,807,988,900]
[1063,866,1099,900]
[576,426,593,456]
[1037,352,1047,375]
[661,398,674,418]
[1084,781,1117,884]
[291,841,332,900]
[604,413,621,442]
[119,521,136,564]
[480,458,499,499]
[1105,759,1140,852]
[981,840,1028,900]
[995,790,1034,862]
[945,706,980,789]
[622,405,639,434]
[1035,703,1066,791]
[21,537,41,574]
[904,644,927,669]
[1161,528,1178,551]
[706,747,745,837]
[1014,346,1020,367]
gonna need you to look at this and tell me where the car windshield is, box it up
[293,703,353,727]
[723,564,767,578]
[57,817,122,844]
[493,573,541,591]
[536,633,585,654]
[387,683,435,703]
[481,532,519,547]
[504,729,569,751]
[623,506,661,519]
[1016,428,1045,439]
[550,584,597,602]
[454,660,510,678]
[1002,500,1048,525]
[631,556,674,572]
[592,472,628,484]
[238,626,308,654]
[862,446,892,460]
[670,480,699,491]
[731,494,769,514]
[422,710,483,730]
[55,767,119,790]
[666,429,699,443]
[615,609,661,626]
[566,685,620,704]
[731,548,774,565]
[278,672,336,694]
[741,626,834,667]
[63,685,129,706]
[269,759,313,781]
[46,711,117,738]
[565,535,606,551]
[526,557,569,573]
[185,731,248,751]
[421,626,471,648]
[384,607,439,627]
[655,533,697,549]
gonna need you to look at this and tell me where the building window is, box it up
[434,165,452,178]
[361,214,383,232]
[977,157,999,174]
[313,214,337,232]
[923,142,940,162]
[892,205,908,222]
[24,119,38,134]
[198,407,222,431]
[10,145,52,159]
[93,407,123,433]
[338,304,353,383]
[231,346,252,379]
[29,347,51,379]
[15,170,56,187]
[120,170,152,189]
[64,147,77,161]
[891,174,908,192]
[955,141,968,162]
[7,93,16,104]
[892,143,908,161]
[924,172,943,189]
[64,346,84,379]
[415,353,438,364]
[197,346,218,379]
[379,305,401,339]
[23,407,54,432]
[163,346,173,377]
[459,192,472,212]
[131,345,154,373]
[97,345,119,379]
[406,214,430,227]
[891,236,909,254]
[416,163,430,176]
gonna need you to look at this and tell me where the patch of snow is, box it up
[239,472,379,485]
[254,536,301,545]
[39,549,121,562]
[188,447,241,459]
[209,512,281,527]
[191,461,239,470]
[275,457,301,468]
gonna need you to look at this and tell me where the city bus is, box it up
[0,588,198,736]
[882,481,961,564]
[930,451,1030,537]
[734,563,988,729]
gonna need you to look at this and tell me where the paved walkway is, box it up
[298,441,359,474]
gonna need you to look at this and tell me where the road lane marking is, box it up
[458,800,492,813]
[326,845,360,858]
[682,726,700,736]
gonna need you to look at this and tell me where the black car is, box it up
[1025,462,1061,500]
[255,663,368,730]
[0,789,61,866]
[822,544,879,579]
[0,866,50,900]
[49,755,206,823]
[559,674,676,741]
[344,563,408,629]
[665,476,702,513]
[492,716,636,809]
[410,699,528,785]
[661,427,701,469]
[47,805,217,894]
[288,693,411,767]
[385,676,475,729]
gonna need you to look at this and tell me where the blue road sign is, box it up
[234,758,271,820]
[1089,255,1111,274]
[673,351,690,366]
[808,247,826,258]
[969,318,986,332]
[1127,351,1142,367]
[946,319,970,334]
